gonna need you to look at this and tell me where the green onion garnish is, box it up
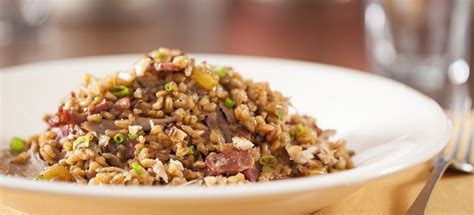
[164,82,174,92]
[131,162,144,175]
[10,137,26,153]
[275,105,284,120]
[109,85,130,97]
[113,133,125,144]
[73,133,93,150]
[214,66,227,78]
[34,175,44,180]
[259,154,278,167]
[224,98,235,108]
[188,145,195,156]
[128,133,138,140]
[156,52,166,61]
[295,123,306,137]
[128,130,144,140]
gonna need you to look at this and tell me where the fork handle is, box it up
[406,158,451,215]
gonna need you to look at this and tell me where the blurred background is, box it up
[0,0,472,104]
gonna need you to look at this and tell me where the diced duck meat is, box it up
[205,149,260,176]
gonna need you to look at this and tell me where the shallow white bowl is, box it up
[0,54,450,215]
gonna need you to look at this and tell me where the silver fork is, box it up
[406,94,473,215]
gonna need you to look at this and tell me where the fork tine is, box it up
[465,114,473,163]
[443,95,464,157]
[449,97,472,159]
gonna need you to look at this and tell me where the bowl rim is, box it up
[0,54,451,199]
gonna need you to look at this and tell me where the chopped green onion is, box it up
[275,105,284,120]
[128,130,144,140]
[34,175,44,180]
[73,133,93,150]
[164,82,174,92]
[131,162,145,175]
[156,52,166,61]
[259,154,278,167]
[128,133,138,140]
[109,85,130,97]
[224,98,235,108]
[113,133,125,144]
[10,137,26,153]
[295,123,306,137]
[214,66,227,78]
[188,145,195,156]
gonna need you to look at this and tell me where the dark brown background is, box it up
[0,0,472,100]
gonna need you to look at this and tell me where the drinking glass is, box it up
[364,0,471,92]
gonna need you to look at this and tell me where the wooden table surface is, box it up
[0,1,473,214]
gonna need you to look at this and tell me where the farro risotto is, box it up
[0,48,353,186]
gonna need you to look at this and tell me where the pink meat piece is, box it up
[48,107,86,127]
[89,99,110,114]
[154,62,181,72]
[56,124,85,140]
[206,149,260,176]
[242,163,260,182]
[113,97,131,111]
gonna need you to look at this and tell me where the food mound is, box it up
[1,48,353,186]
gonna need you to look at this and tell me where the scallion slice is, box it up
[224,98,235,108]
[132,162,145,175]
[259,154,278,167]
[109,85,130,97]
[113,133,125,144]
[10,137,26,153]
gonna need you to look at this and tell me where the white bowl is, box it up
[0,54,450,215]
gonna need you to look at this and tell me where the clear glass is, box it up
[364,0,471,92]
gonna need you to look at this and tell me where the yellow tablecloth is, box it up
[1,161,472,215]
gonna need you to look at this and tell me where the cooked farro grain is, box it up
[1,48,353,186]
